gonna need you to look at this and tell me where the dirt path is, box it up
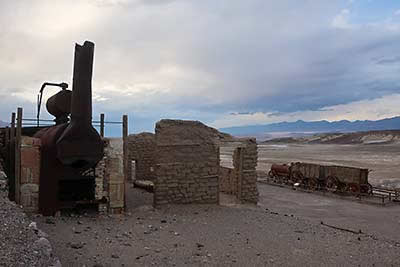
[258,183,400,242]
[35,186,400,266]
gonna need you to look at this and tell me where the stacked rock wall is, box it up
[154,120,220,206]
[233,138,259,203]
[127,132,156,181]
[95,138,125,213]
[219,138,259,204]
[219,166,237,195]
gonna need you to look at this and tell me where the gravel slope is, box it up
[36,188,400,266]
[0,190,60,267]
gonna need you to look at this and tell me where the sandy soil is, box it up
[34,185,400,267]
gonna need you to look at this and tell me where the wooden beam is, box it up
[15,108,22,204]
[100,113,105,137]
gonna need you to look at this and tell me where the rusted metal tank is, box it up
[46,89,72,124]
[34,41,104,215]
[269,164,290,177]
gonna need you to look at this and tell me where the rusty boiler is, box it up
[34,41,104,215]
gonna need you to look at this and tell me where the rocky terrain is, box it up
[34,186,400,266]
[0,189,60,267]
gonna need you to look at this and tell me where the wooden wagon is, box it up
[269,162,372,194]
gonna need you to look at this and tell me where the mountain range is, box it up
[0,120,9,127]
[220,116,400,136]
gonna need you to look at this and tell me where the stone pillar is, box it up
[20,137,41,212]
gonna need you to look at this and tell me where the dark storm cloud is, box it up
[1,0,400,131]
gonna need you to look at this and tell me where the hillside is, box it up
[262,130,400,145]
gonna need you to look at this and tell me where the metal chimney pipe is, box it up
[56,41,103,169]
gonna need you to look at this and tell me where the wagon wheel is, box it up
[326,176,338,192]
[274,175,283,184]
[337,181,348,193]
[291,171,303,185]
[348,183,360,194]
[307,178,318,191]
[268,170,274,180]
[360,183,373,195]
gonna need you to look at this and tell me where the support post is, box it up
[122,115,128,211]
[100,113,105,137]
[15,108,22,204]
[4,126,9,176]
[8,112,16,200]
[237,147,244,203]
[122,115,128,182]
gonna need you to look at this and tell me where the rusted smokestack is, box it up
[56,41,103,169]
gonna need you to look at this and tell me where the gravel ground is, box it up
[36,187,400,267]
[0,190,60,267]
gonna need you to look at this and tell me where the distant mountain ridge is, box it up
[0,120,8,127]
[220,116,400,136]
[262,130,400,145]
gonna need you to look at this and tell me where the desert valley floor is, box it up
[31,143,400,266]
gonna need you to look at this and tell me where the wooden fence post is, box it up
[237,147,244,203]
[100,113,104,138]
[15,108,22,204]
[122,115,128,182]
[122,115,128,211]
[8,112,16,201]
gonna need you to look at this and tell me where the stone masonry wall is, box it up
[20,137,41,213]
[233,138,259,204]
[95,138,125,213]
[218,138,259,204]
[127,132,156,181]
[154,120,220,206]
[219,166,237,195]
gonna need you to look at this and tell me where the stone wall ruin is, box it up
[219,138,259,204]
[95,138,125,213]
[153,120,220,206]
[127,132,156,182]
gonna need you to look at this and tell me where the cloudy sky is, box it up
[1,0,400,134]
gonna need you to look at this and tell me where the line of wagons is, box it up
[268,162,373,195]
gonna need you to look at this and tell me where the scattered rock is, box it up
[29,222,38,231]
[196,243,204,248]
[45,217,56,224]
[72,227,81,234]
[111,254,119,259]
[37,229,49,238]
[33,237,52,257]
[69,242,85,249]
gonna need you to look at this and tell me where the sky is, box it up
[1,0,400,135]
